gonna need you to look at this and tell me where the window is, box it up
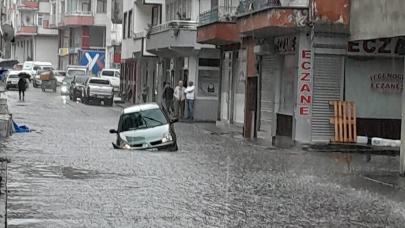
[37,14,43,26]
[123,12,127,39]
[128,10,132,38]
[165,0,191,21]
[97,0,107,13]
[152,6,160,26]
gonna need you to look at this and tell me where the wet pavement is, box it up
[1,87,405,227]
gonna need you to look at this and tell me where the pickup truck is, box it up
[99,69,120,95]
[82,77,114,106]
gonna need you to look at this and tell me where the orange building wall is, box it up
[312,0,350,24]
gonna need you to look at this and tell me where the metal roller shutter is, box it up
[260,55,276,136]
[312,55,343,142]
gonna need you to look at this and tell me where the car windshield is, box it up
[102,71,115,76]
[41,66,54,71]
[55,71,66,76]
[23,63,33,70]
[119,108,168,132]
[75,76,88,84]
[68,69,86,76]
[89,79,110,85]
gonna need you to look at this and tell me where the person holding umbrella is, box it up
[18,73,28,101]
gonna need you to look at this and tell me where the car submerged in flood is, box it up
[110,103,178,151]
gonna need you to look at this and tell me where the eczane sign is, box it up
[348,38,405,57]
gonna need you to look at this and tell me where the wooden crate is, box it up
[329,101,357,143]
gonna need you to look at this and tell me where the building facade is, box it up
[121,0,219,121]
[49,0,122,73]
[6,0,58,66]
[198,0,350,144]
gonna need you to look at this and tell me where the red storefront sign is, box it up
[298,49,312,116]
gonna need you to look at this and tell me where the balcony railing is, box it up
[65,11,93,16]
[150,20,198,34]
[199,6,238,26]
[236,0,308,16]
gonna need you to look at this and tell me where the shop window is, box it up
[199,58,220,67]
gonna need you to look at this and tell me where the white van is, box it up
[22,61,53,82]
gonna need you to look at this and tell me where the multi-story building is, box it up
[6,0,58,66]
[121,0,219,121]
[49,0,122,73]
[198,0,351,144]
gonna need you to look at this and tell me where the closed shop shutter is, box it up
[312,55,343,142]
[260,55,276,136]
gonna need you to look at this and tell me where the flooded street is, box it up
[1,88,404,227]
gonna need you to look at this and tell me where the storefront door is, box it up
[311,54,344,142]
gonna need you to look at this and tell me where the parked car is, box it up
[82,77,114,106]
[5,71,29,90]
[54,70,66,85]
[99,69,120,95]
[69,75,89,101]
[66,65,88,77]
[109,103,178,151]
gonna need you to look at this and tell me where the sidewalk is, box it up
[0,90,10,228]
[194,122,405,195]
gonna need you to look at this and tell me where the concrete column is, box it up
[401,56,405,176]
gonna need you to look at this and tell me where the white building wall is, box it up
[34,36,59,67]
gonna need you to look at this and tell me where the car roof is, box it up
[123,103,161,114]
[8,70,22,75]
[89,77,108,80]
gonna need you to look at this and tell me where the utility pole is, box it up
[401,56,405,176]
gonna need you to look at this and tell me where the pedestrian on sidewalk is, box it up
[185,81,195,120]
[162,82,174,115]
[142,84,149,103]
[18,77,27,101]
[174,80,185,119]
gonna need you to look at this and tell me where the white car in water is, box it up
[110,103,178,151]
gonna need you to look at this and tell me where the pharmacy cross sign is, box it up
[79,50,105,75]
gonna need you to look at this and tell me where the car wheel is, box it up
[167,142,178,152]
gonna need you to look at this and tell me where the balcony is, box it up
[16,25,37,35]
[146,20,200,56]
[198,6,239,45]
[18,0,39,10]
[63,11,94,26]
[236,0,308,16]
[236,0,309,35]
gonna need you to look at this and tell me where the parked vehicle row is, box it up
[68,75,114,106]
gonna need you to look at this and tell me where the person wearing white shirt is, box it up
[184,81,195,120]
[174,80,186,119]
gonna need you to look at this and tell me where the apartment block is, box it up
[6,0,58,66]
[121,0,219,120]
[49,0,122,73]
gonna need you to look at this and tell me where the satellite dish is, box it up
[0,24,15,43]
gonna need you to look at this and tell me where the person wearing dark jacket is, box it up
[18,77,27,101]
[162,82,174,114]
